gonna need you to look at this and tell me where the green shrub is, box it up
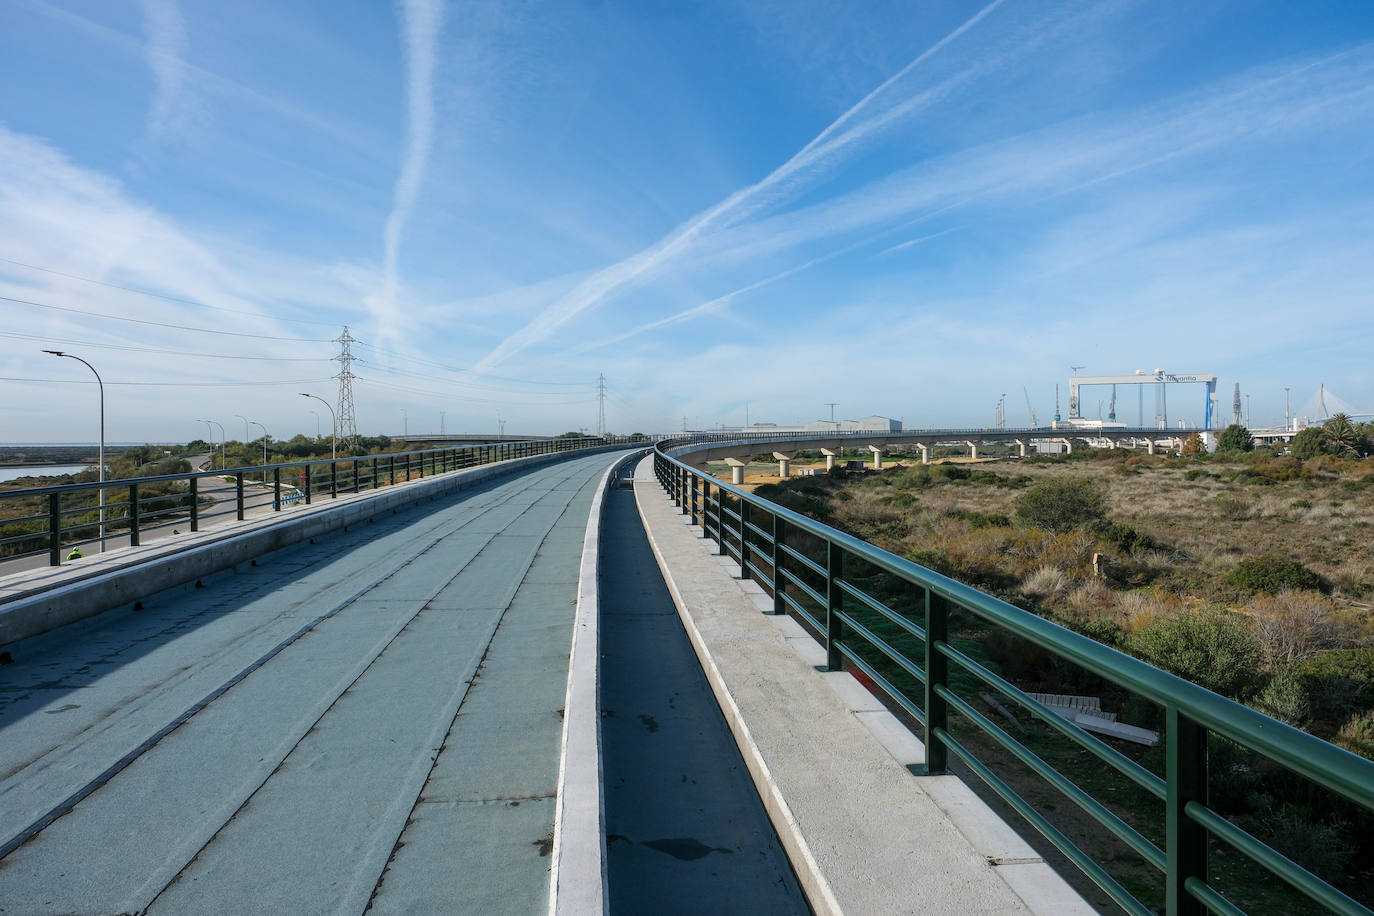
[1127,609,1261,698]
[1257,802,1355,883]
[1295,648,1374,720]
[1335,710,1374,759]
[963,511,1011,529]
[1213,493,1252,520]
[1013,478,1106,533]
[1096,521,1158,555]
[907,548,956,579]
[1227,555,1329,595]
[1251,670,1311,726]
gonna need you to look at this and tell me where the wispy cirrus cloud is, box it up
[471,0,1018,371]
[139,0,189,139]
[372,0,445,341]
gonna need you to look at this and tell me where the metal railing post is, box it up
[353,458,360,493]
[372,457,380,489]
[826,542,843,670]
[48,492,61,566]
[739,500,751,580]
[1166,709,1208,916]
[128,484,140,547]
[190,477,200,530]
[389,455,395,485]
[331,461,338,498]
[924,590,950,774]
[689,472,699,526]
[304,466,313,505]
[771,510,785,615]
[236,474,245,520]
[270,468,280,511]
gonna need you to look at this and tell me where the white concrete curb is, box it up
[548,449,646,916]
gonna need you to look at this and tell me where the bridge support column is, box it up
[1062,439,1073,454]
[868,446,884,469]
[773,451,795,478]
[1014,440,1027,458]
[725,457,747,485]
[965,441,979,460]
[1147,439,1156,455]
[918,444,930,464]
[821,448,838,471]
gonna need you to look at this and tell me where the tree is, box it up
[1216,424,1253,453]
[1290,427,1326,460]
[1181,432,1204,456]
[1322,413,1359,456]
[1013,477,1105,533]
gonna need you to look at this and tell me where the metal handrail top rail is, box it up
[653,439,1374,813]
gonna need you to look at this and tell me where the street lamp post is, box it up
[208,420,226,469]
[250,421,269,481]
[197,419,216,470]
[43,350,105,553]
[299,394,337,460]
[234,414,250,446]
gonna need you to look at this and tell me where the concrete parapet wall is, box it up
[0,445,630,648]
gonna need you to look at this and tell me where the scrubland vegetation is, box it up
[740,420,1374,910]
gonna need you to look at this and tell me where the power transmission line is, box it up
[2,375,333,388]
[0,329,330,361]
[0,256,353,327]
[0,294,333,341]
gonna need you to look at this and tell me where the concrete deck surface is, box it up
[0,452,621,914]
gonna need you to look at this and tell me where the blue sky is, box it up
[2,0,1373,443]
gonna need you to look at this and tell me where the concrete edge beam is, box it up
[0,446,629,649]
[550,448,647,915]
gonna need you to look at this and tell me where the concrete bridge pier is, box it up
[965,441,979,460]
[1063,439,1074,454]
[918,444,930,464]
[868,445,885,469]
[821,448,838,470]
[773,451,795,478]
[1146,439,1156,455]
[1014,440,1027,458]
[725,457,747,485]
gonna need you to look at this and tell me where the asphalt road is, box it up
[0,451,618,914]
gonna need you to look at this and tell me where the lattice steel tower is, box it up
[334,326,359,449]
[596,373,607,438]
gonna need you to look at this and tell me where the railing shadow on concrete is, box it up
[654,436,1374,916]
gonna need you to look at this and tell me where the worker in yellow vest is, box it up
[66,546,83,561]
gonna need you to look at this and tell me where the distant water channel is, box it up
[0,465,90,484]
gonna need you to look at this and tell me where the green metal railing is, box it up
[0,437,631,567]
[654,442,1374,916]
